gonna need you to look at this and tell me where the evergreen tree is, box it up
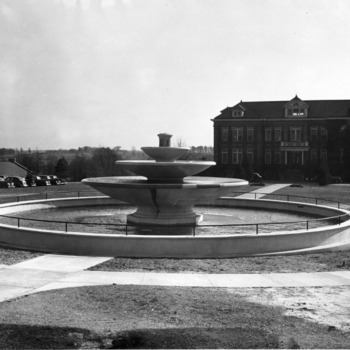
[241,153,253,181]
[55,157,69,178]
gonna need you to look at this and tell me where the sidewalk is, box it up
[235,183,291,199]
[0,255,112,302]
[1,254,350,303]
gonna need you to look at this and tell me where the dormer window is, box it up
[232,104,245,118]
[232,110,244,117]
[284,95,309,117]
[287,108,306,116]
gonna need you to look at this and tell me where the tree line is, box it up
[2,146,213,181]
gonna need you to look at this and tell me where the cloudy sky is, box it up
[1,0,350,150]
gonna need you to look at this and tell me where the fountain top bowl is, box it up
[116,160,215,181]
[141,146,190,162]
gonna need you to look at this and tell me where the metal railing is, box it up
[0,190,101,204]
[0,191,349,236]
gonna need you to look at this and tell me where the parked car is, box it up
[47,175,60,185]
[0,176,14,188]
[6,176,28,187]
[38,175,52,186]
[58,178,66,185]
[25,175,37,187]
[29,176,50,186]
[330,175,342,183]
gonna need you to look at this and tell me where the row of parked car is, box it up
[0,175,66,188]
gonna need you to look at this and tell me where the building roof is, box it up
[214,97,350,120]
[0,160,31,177]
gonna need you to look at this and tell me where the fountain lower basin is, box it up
[81,176,248,226]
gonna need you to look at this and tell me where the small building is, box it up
[212,95,350,180]
[0,158,33,178]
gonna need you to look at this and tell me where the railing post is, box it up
[18,218,20,228]
[126,225,128,236]
[65,222,68,232]
[306,221,309,231]
[256,224,258,235]
[193,226,195,236]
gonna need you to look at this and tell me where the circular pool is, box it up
[6,203,333,236]
[0,195,349,258]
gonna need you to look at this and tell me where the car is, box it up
[0,176,14,188]
[6,176,28,187]
[38,175,52,186]
[25,175,37,187]
[29,176,49,186]
[47,175,60,185]
[58,178,66,185]
[330,175,342,183]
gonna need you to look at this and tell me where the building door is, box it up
[288,151,302,166]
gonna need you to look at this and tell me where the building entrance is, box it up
[284,150,306,166]
[288,151,302,165]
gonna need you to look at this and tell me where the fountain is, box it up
[82,133,248,232]
[1,132,349,254]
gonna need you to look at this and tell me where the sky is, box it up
[1,0,350,150]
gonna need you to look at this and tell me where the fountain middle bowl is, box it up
[82,176,248,227]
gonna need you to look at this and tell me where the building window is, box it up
[265,128,272,141]
[232,110,244,117]
[247,150,254,164]
[310,149,317,161]
[265,149,271,164]
[222,149,228,164]
[310,127,318,142]
[275,151,281,164]
[274,128,282,141]
[289,127,302,141]
[247,128,254,142]
[232,149,243,164]
[321,127,328,142]
[232,128,243,141]
[320,149,327,161]
[287,108,305,116]
[221,127,229,142]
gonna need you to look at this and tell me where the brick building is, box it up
[212,96,350,180]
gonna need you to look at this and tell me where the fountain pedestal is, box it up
[82,176,248,230]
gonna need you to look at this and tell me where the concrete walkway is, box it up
[0,255,112,302]
[234,183,291,199]
[1,183,349,303]
[1,254,350,303]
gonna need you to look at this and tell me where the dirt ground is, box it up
[0,285,349,349]
[89,250,350,274]
[0,248,349,349]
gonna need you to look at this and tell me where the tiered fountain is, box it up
[82,133,248,233]
[1,133,349,255]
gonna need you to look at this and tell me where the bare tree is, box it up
[176,138,187,147]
